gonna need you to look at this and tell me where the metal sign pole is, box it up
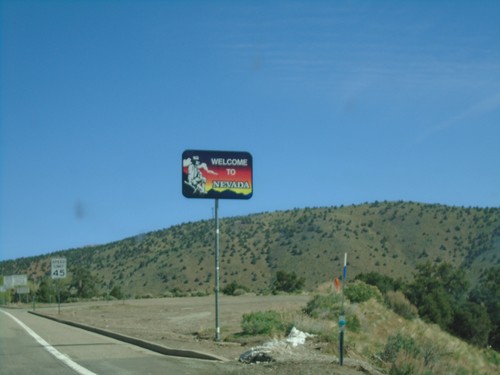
[57,280,61,315]
[51,258,66,314]
[214,198,221,341]
[339,253,347,366]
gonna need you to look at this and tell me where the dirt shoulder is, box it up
[34,294,386,375]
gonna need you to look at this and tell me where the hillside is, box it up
[1,201,499,297]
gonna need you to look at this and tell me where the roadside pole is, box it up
[57,280,61,314]
[214,198,221,341]
[339,252,347,366]
[51,258,67,315]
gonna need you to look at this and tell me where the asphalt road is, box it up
[0,308,220,375]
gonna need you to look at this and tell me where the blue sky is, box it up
[1,1,499,261]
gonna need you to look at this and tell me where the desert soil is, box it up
[36,294,385,375]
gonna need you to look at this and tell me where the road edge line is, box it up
[0,309,99,375]
[29,310,226,362]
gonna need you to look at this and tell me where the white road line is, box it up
[0,309,99,375]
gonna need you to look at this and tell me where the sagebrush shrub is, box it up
[381,333,419,363]
[385,291,418,320]
[241,310,290,336]
[303,293,342,320]
[345,280,383,303]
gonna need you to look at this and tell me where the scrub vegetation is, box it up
[1,201,499,353]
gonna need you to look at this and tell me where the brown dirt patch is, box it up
[37,294,385,375]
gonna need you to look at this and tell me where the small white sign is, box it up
[51,258,67,279]
[16,286,30,294]
[4,275,28,288]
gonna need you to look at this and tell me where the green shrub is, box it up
[170,288,189,297]
[303,293,341,320]
[451,301,491,347]
[222,281,249,296]
[382,333,452,374]
[192,290,209,297]
[484,349,500,367]
[406,262,468,332]
[109,286,123,300]
[381,333,419,363]
[389,352,425,375]
[345,280,382,303]
[355,271,402,293]
[469,266,500,350]
[241,310,290,336]
[346,314,361,333]
[385,291,418,320]
[272,270,305,294]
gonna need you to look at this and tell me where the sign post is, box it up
[4,275,28,305]
[0,286,5,305]
[51,258,67,314]
[214,198,220,340]
[182,150,253,341]
[339,253,347,366]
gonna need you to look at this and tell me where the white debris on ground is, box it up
[239,327,315,363]
[286,326,315,347]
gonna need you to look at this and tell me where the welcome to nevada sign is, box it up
[182,150,253,200]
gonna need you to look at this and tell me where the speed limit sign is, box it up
[51,258,67,279]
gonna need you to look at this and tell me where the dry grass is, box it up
[348,298,499,374]
[39,293,499,375]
